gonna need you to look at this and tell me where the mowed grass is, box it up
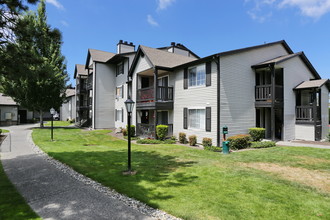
[0,159,40,220]
[0,129,9,133]
[43,120,72,127]
[32,128,330,220]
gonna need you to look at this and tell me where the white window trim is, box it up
[187,107,206,131]
[188,64,206,88]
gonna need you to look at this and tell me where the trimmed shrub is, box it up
[179,132,187,144]
[126,125,135,137]
[122,128,127,136]
[202,137,212,148]
[188,135,197,146]
[204,146,221,152]
[227,134,251,150]
[156,125,168,140]
[250,141,276,148]
[248,128,265,141]
[170,136,176,141]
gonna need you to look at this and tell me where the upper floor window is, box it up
[116,62,124,76]
[188,65,205,87]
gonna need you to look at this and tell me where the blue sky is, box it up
[31,0,330,85]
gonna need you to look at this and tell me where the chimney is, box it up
[117,40,135,54]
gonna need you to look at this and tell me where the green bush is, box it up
[188,135,197,146]
[204,146,222,152]
[156,125,168,140]
[179,132,187,144]
[202,137,212,148]
[0,129,2,135]
[126,125,135,137]
[248,128,265,141]
[170,136,176,141]
[136,138,176,144]
[250,141,276,148]
[227,134,251,150]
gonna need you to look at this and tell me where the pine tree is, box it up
[0,0,68,127]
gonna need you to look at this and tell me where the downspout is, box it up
[92,62,96,129]
[213,55,221,148]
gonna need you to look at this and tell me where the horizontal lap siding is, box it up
[321,86,329,140]
[95,63,115,129]
[173,62,217,145]
[281,57,315,141]
[220,44,288,138]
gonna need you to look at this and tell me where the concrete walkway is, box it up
[0,124,153,220]
[277,141,330,149]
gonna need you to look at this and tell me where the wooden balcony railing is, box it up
[296,106,313,122]
[136,123,173,137]
[255,85,283,102]
[137,86,173,102]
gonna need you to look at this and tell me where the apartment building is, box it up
[60,89,76,121]
[75,40,329,145]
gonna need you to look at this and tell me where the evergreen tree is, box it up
[0,0,68,127]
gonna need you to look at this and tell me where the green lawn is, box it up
[32,128,330,220]
[43,120,72,127]
[0,129,9,133]
[0,159,40,220]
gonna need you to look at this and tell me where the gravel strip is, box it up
[28,135,181,220]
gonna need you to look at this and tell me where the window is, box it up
[116,62,124,76]
[116,85,124,99]
[188,65,205,87]
[188,109,205,129]
[116,109,123,122]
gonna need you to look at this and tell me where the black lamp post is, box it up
[124,97,135,174]
[50,108,55,141]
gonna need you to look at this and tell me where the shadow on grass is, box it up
[47,149,198,208]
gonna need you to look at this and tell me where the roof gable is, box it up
[85,49,116,69]
[74,64,87,79]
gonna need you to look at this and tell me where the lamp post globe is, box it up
[124,98,135,113]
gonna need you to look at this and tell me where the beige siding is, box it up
[173,62,218,145]
[295,124,314,141]
[220,44,289,138]
[94,63,116,129]
[281,56,315,140]
[321,85,329,140]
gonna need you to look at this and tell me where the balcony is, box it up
[76,83,87,94]
[87,75,93,90]
[296,106,321,124]
[136,123,173,138]
[136,86,173,110]
[255,84,283,107]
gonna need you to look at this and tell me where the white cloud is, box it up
[279,0,330,18]
[157,0,176,11]
[247,0,330,20]
[60,20,69,27]
[147,15,159,26]
[46,0,64,10]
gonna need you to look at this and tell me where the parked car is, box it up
[53,113,60,120]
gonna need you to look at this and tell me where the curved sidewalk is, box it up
[0,124,153,220]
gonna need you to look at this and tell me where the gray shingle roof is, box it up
[65,89,75,97]
[252,52,302,67]
[76,64,87,76]
[294,79,329,90]
[89,49,116,63]
[140,45,197,68]
[0,93,17,105]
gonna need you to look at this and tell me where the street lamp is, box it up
[124,97,135,174]
[50,107,55,141]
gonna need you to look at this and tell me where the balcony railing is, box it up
[255,84,283,102]
[87,75,93,90]
[296,106,313,122]
[137,86,173,102]
[136,123,173,138]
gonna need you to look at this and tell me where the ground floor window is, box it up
[116,109,123,122]
[188,109,205,129]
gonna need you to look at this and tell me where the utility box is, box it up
[222,126,228,134]
[222,141,230,154]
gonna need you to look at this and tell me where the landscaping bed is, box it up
[32,128,330,220]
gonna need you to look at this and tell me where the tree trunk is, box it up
[39,110,44,128]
